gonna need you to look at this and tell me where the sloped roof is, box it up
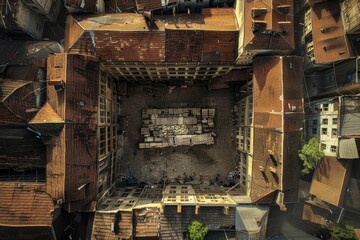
[310,157,352,206]
[338,138,360,159]
[236,205,269,233]
[91,212,133,240]
[242,0,294,51]
[134,207,160,238]
[311,0,352,64]
[66,8,238,51]
[0,40,63,67]
[0,182,54,227]
[29,102,64,124]
[0,79,32,102]
[155,8,238,31]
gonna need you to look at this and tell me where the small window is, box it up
[331,145,337,153]
[332,128,337,137]
[322,104,329,112]
[312,128,317,134]
[322,119,328,125]
[321,143,326,150]
[322,128,328,135]
[333,118,338,125]
[313,119,318,126]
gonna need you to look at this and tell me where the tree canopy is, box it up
[331,224,358,240]
[187,220,208,240]
[298,138,324,175]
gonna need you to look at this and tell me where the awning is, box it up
[338,138,360,159]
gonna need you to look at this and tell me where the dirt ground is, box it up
[118,84,237,186]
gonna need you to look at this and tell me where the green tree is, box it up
[298,138,324,175]
[187,220,208,240]
[331,224,358,240]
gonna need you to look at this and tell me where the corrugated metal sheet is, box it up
[311,0,352,64]
[338,138,360,159]
[0,182,54,226]
[309,157,352,206]
[340,96,360,136]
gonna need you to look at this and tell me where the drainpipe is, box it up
[36,68,46,109]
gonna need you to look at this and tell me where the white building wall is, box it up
[306,98,339,157]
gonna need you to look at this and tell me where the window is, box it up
[322,128,328,135]
[313,119,318,126]
[331,145,337,153]
[322,119,328,125]
[312,128,317,134]
[345,72,356,84]
[99,127,106,157]
[321,143,326,150]
[322,103,329,112]
[333,118,338,125]
[99,96,106,124]
[332,128,337,137]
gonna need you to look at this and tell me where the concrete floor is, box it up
[119,84,237,186]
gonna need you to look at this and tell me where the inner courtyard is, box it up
[118,84,240,189]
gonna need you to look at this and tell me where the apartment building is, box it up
[303,58,360,99]
[296,0,359,68]
[251,56,304,208]
[306,95,360,157]
[306,98,339,156]
[235,0,295,65]
[29,54,121,212]
[235,81,253,195]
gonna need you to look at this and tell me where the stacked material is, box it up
[139,108,216,148]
